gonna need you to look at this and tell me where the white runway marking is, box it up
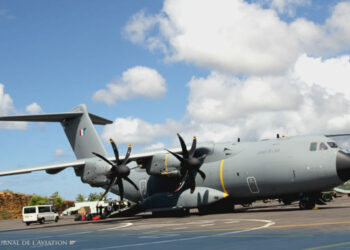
[224,220,239,224]
[98,223,133,231]
[83,219,275,250]
[200,224,214,227]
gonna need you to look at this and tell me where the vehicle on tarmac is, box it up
[22,205,59,226]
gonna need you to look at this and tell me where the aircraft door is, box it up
[247,177,259,193]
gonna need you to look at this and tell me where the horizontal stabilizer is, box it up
[0,112,113,125]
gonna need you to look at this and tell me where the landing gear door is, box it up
[247,177,259,193]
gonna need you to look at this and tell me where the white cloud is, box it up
[101,117,181,144]
[294,54,350,99]
[123,0,350,75]
[256,0,310,16]
[143,142,166,152]
[102,53,350,145]
[93,66,166,105]
[55,149,65,157]
[0,83,27,130]
[25,102,43,114]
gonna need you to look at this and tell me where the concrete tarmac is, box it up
[1,196,350,249]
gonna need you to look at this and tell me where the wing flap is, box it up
[0,160,85,177]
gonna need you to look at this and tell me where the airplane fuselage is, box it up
[117,135,343,209]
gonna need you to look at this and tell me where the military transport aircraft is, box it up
[0,104,350,214]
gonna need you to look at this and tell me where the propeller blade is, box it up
[197,169,206,180]
[92,152,115,167]
[188,171,196,193]
[188,136,197,157]
[177,133,189,159]
[122,144,132,165]
[117,178,124,201]
[165,149,184,163]
[99,176,117,201]
[109,139,120,165]
[125,176,139,191]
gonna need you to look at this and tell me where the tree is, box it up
[50,192,63,206]
[29,195,49,206]
[88,192,100,201]
[76,194,85,202]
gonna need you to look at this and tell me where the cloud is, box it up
[294,54,350,99]
[143,142,166,152]
[0,84,27,130]
[55,149,65,157]
[102,53,350,145]
[101,117,181,144]
[93,66,166,105]
[25,102,43,114]
[123,0,350,75]
[255,0,310,16]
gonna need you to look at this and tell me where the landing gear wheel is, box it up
[55,217,59,222]
[39,218,45,224]
[299,200,315,210]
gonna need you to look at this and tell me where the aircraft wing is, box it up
[0,148,182,177]
[108,147,182,162]
[0,159,86,176]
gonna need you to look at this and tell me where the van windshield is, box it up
[24,207,36,214]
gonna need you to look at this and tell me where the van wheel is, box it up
[39,218,45,224]
[26,222,30,226]
[55,217,59,222]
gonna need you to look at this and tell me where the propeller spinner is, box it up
[165,133,206,193]
[92,139,139,201]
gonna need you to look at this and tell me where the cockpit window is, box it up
[319,142,328,150]
[327,142,338,148]
[310,142,317,151]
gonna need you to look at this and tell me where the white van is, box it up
[22,205,59,226]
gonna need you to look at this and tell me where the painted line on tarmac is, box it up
[304,241,350,250]
[82,219,275,250]
[267,221,350,229]
[98,223,133,232]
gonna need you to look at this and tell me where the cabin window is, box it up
[319,142,328,150]
[327,142,338,148]
[309,142,317,151]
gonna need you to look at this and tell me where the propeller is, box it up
[165,133,206,193]
[92,139,139,201]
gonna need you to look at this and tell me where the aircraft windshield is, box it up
[319,142,328,150]
[327,142,338,148]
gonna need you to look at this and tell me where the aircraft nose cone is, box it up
[336,150,350,182]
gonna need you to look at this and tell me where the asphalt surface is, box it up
[1,196,350,249]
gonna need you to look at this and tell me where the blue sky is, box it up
[1,0,350,200]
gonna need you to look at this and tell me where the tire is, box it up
[299,200,315,210]
[55,217,59,222]
[26,222,30,226]
[39,218,45,224]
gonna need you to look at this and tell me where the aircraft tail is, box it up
[0,104,112,159]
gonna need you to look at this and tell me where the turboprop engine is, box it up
[147,153,182,177]
[82,158,111,187]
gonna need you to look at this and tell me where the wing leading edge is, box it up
[0,148,182,177]
[0,159,86,177]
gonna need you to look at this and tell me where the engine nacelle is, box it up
[147,153,181,176]
[82,159,111,186]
